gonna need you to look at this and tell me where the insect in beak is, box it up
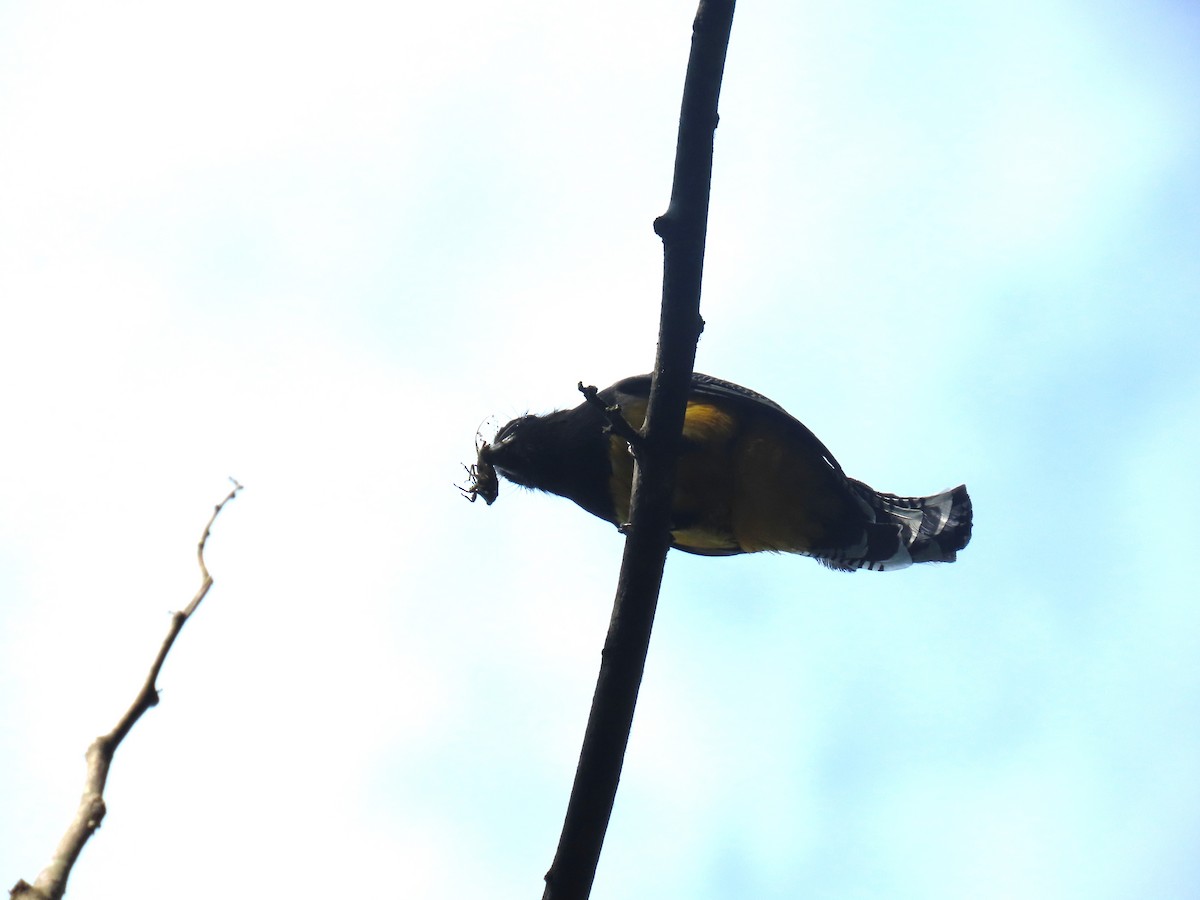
[458,433,499,505]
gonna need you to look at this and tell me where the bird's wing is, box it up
[606,372,845,475]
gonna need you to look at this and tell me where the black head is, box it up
[479,405,614,522]
[482,413,567,490]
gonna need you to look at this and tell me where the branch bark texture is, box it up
[541,3,736,898]
[11,481,242,900]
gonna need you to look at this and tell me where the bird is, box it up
[465,373,972,571]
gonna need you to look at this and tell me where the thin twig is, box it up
[11,479,243,900]
[541,3,736,898]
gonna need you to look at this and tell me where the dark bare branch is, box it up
[541,3,737,897]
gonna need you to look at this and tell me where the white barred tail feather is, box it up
[818,483,973,572]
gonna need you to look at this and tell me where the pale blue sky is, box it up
[2,1,1198,898]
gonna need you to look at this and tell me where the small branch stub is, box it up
[578,382,644,449]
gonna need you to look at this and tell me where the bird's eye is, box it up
[494,416,528,445]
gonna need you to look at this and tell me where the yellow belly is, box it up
[607,400,855,554]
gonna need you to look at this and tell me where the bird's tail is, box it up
[821,483,973,572]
